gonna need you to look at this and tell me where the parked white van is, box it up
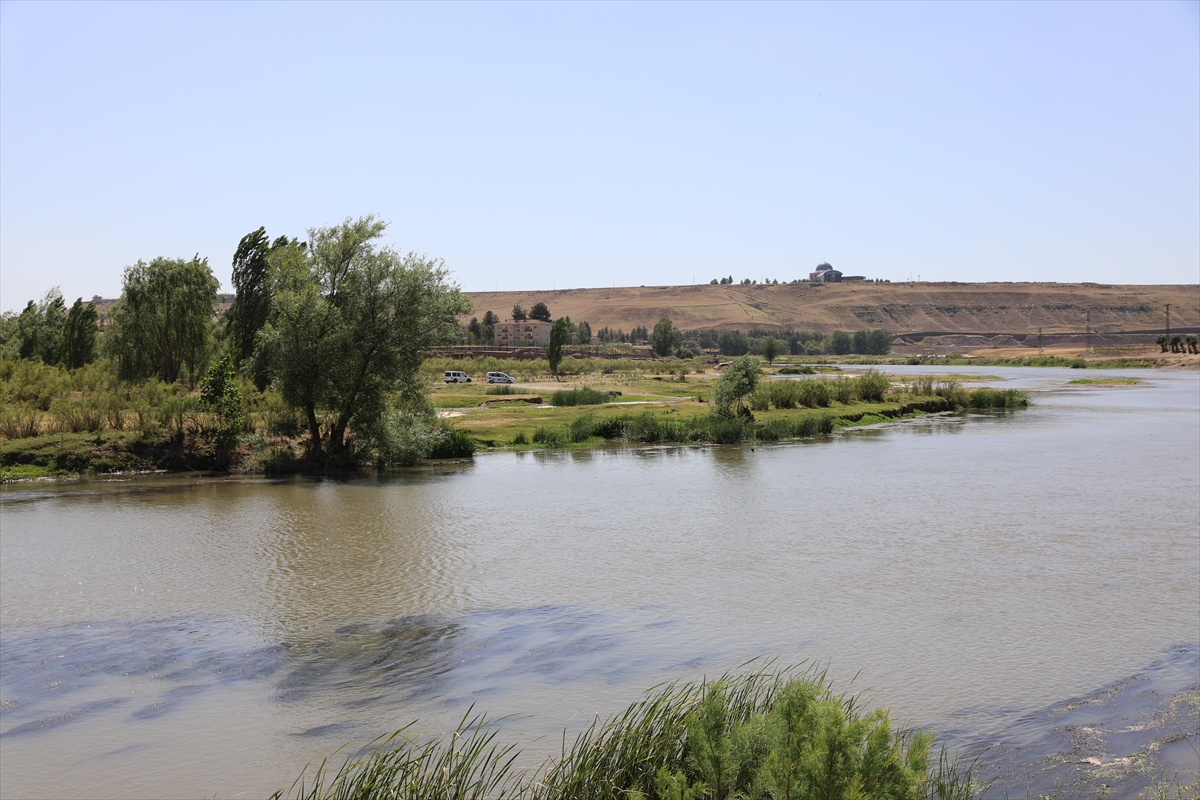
[443,371,471,383]
[485,372,515,384]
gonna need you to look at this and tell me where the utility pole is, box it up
[1086,308,1091,353]
[1038,326,1043,355]
[1166,303,1171,339]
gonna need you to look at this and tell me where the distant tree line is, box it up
[1158,334,1197,354]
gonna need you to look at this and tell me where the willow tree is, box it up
[62,297,99,369]
[105,256,219,383]
[257,215,470,464]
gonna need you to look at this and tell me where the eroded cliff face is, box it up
[464,282,1199,337]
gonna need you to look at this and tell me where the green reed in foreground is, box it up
[271,665,983,800]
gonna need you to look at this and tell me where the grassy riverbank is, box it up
[271,664,981,800]
[0,360,1028,480]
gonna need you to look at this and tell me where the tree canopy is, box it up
[256,215,470,464]
[105,256,219,384]
[713,355,763,418]
[529,302,552,322]
[652,317,681,357]
[546,317,571,376]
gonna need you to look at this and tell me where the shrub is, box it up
[829,378,858,405]
[549,387,611,407]
[965,388,1028,409]
[532,426,569,447]
[0,407,42,439]
[486,385,516,395]
[52,401,104,433]
[428,427,477,459]
[511,431,528,445]
[857,369,890,402]
[270,665,977,800]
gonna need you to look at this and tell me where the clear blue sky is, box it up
[2,0,1197,309]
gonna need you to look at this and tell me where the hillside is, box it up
[464,282,1199,347]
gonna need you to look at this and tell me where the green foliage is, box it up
[828,330,853,355]
[104,255,220,384]
[549,387,611,406]
[857,369,890,402]
[199,355,244,452]
[713,356,763,417]
[257,215,470,463]
[529,301,552,322]
[760,336,780,364]
[62,298,99,369]
[511,304,527,321]
[487,384,517,395]
[428,426,477,459]
[228,227,301,384]
[271,666,978,800]
[546,317,571,375]
[653,317,681,357]
[719,330,751,356]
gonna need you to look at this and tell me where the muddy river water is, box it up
[1,366,1197,798]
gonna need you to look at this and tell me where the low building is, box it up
[809,262,843,282]
[494,320,552,348]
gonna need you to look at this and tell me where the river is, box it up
[1,366,1197,798]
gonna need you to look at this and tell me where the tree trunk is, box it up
[305,403,323,465]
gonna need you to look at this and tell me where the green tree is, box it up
[828,330,853,355]
[14,289,66,364]
[1157,335,1168,353]
[718,330,750,356]
[867,328,893,355]
[760,336,780,364]
[467,317,482,343]
[511,304,528,321]
[652,317,680,357]
[481,310,498,345]
[105,256,219,384]
[199,354,244,459]
[62,297,99,369]
[576,320,592,344]
[852,329,870,355]
[712,355,763,418]
[257,215,470,464]
[546,317,571,377]
[529,302,552,322]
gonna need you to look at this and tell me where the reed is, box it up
[487,385,518,395]
[549,387,612,407]
[272,665,982,800]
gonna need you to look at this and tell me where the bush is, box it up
[532,426,569,447]
[0,407,42,440]
[829,378,858,405]
[965,388,1028,409]
[549,387,611,407]
[856,369,890,403]
[428,427,477,459]
[270,664,977,800]
[486,385,517,395]
[511,431,528,445]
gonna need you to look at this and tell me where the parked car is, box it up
[486,372,515,384]
[443,370,472,383]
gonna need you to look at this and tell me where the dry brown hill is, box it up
[465,282,1199,347]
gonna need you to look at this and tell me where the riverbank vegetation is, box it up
[271,664,981,800]
[0,215,1060,479]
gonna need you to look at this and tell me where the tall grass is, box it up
[549,387,612,407]
[487,385,518,395]
[527,411,833,448]
[271,665,981,800]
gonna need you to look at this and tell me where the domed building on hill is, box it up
[809,262,843,282]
